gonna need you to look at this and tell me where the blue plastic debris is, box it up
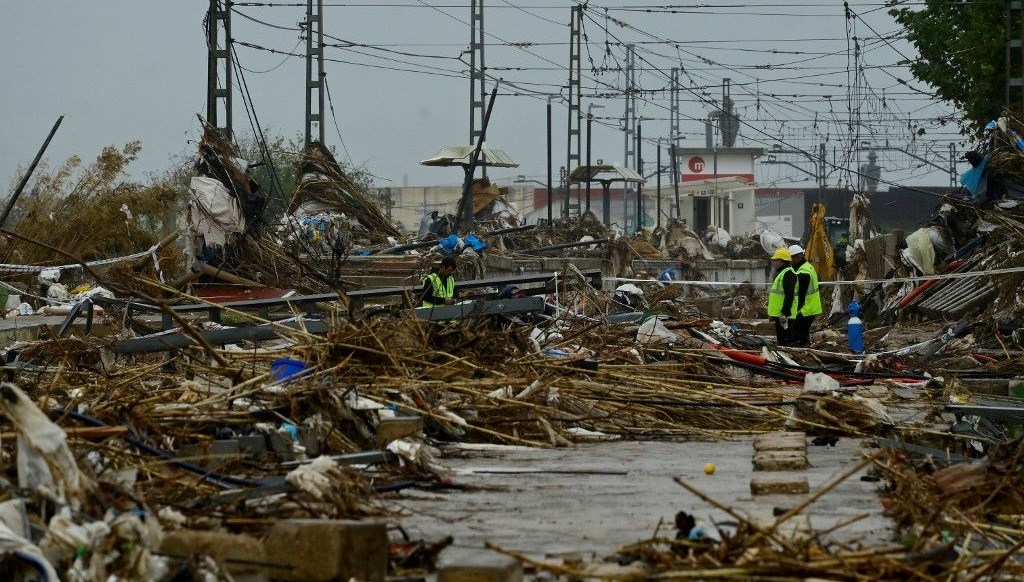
[279,422,299,441]
[959,154,989,199]
[271,358,308,382]
[438,233,461,253]
[464,234,488,251]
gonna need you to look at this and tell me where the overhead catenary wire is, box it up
[221,0,959,192]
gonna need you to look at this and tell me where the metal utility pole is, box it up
[670,67,682,219]
[671,141,680,219]
[670,67,681,144]
[304,0,325,147]
[656,139,662,229]
[818,142,827,202]
[1007,1,1024,111]
[469,0,487,177]
[547,96,554,223]
[948,142,957,187]
[586,112,594,212]
[206,0,232,137]
[635,121,643,232]
[565,5,583,218]
[623,44,637,172]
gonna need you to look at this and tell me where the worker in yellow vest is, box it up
[788,244,822,347]
[420,256,457,307]
[766,247,797,346]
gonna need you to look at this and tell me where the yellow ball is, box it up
[704,463,716,475]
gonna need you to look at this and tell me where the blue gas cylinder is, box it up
[848,300,864,353]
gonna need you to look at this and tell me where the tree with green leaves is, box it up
[889,0,1006,134]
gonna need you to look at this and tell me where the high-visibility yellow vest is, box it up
[767,267,797,318]
[422,272,454,307]
[795,261,822,316]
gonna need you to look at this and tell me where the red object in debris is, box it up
[716,347,768,366]
[193,285,292,303]
[898,259,968,309]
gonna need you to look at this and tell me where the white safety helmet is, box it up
[787,244,805,256]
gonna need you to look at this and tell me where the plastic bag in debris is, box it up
[0,521,60,581]
[437,233,464,254]
[463,234,488,252]
[38,268,61,287]
[43,508,168,582]
[903,227,936,275]
[708,227,732,249]
[636,316,679,345]
[709,320,735,341]
[46,283,69,304]
[579,235,599,249]
[286,456,340,499]
[41,507,111,566]
[959,154,989,199]
[386,438,450,476]
[758,229,786,256]
[0,383,88,507]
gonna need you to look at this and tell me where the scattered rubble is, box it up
[2,121,1024,580]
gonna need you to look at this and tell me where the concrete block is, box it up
[210,439,241,458]
[439,550,523,582]
[750,473,810,496]
[753,450,808,471]
[753,432,806,452]
[376,416,424,447]
[264,519,387,582]
[161,530,268,581]
[960,378,1009,397]
[238,435,268,455]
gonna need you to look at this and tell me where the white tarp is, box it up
[189,176,245,246]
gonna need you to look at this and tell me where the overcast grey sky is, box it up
[2,1,960,195]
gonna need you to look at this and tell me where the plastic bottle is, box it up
[848,299,864,353]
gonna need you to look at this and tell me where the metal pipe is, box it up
[1,116,64,227]
[461,80,501,232]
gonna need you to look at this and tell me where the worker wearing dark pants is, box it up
[788,244,822,347]
[766,248,797,346]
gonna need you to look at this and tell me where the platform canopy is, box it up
[420,145,519,168]
[568,164,644,184]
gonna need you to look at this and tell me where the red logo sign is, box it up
[688,156,706,173]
